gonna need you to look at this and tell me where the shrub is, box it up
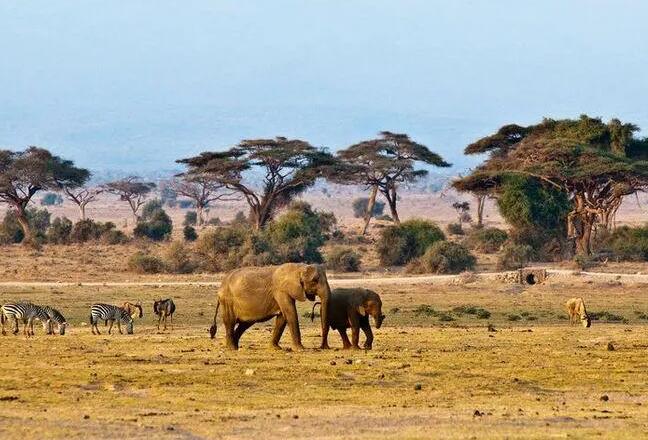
[163,241,196,274]
[178,200,194,209]
[184,211,197,227]
[40,192,63,206]
[446,223,464,235]
[452,305,491,319]
[207,217,222,226]
[101,229,128,245]
[465,227,508,253]
[195,226,248,272]
[183,225,198,241]
[47,217,73,244]
[127,252,165,274]
[231,211,248,225]
[260,202,328,263]
[326,246,361,272]
[377,219,445,266]
[407,241,476,274]
[601,225,648,261]
[0,208,52,244]
[497,243,533,270]
[351,198,385,218]
[589,311,627,323]
[71,219,109,243]
[134,201,173,241]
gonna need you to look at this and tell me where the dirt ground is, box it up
[0,277,647,439]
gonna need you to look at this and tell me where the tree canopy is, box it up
[0,146,89,243]
[104,177,156,220]
[178,137,336,229]
[453,115,648,255]
[331,131,450,232]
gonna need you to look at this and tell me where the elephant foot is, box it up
[320,343,331,350]
[270,343,283,350]
[291,344,306,352]
[352,345,362,350]
[363,345,373,350]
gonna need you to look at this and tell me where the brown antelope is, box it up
[565,297,591,328]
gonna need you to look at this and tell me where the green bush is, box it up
[351,198,385,218]
[602,225,648,261]
[497,243,533,270]
[101,229,128,245]
[183,225,198,241]
[47,217,73,244]
[0,208,51,244]
[465,227,508,253]
[184,211,197,227]
[231,211,248,225]
[207,217,222,226]
[446,223,464,235]
[195,226,248,272]
[260,202,329,264]
[127,252,165,274]
[407,241,476,274]
[163,241,196,274]
[325,246,361,272]
[134,201,173,241]
[70,219,118,243]
[377,219,445,266]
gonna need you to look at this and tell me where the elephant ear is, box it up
[356,305,366,316]
[277,264,308,301]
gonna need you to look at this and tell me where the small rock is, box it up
[167,426,175,431]
[414,383,422,391]
[244,369,255,376]
[487,324,497,332]
[607,342,615,351]
[329,360,336,366]
[83,415,90,420]
[344,359,353,365]
[292,415,299,419]
[473,410,484,417]
[377,372,385,379]
[600,395,609,402]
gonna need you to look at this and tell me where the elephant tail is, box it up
[209,297,220,339]
[310,301,322,322]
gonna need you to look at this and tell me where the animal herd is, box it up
[0,263,593,349]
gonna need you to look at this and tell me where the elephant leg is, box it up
[271,314,287,349]
[338,328,352,349]
[277,299,303,350]
[361,322,373,350]
[348,313,361,349]
[222,310,238,350]
[233,321,253,347]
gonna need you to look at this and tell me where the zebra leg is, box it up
[12,318,19,335]
[170,313,173,330]
[163,314,168,331]
[117,320,123,334]
[157,314,161,331]
[107,320,114,335]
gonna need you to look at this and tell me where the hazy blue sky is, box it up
[1,1,647,173]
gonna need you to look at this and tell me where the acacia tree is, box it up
[63,186,103,220]
[104,177,156,221]
[453,115,648,256]
[0,146,89,244]
[170,175,237,225]
[331,131,450,233]
[178,137,336,230]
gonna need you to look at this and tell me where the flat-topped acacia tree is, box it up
[62,186,103,220]
[104,177,156,221]
[178,137,336,230]
[170,175,237,226]
[330,131,450,234]
[0,146,89,244]
[453,115,648,255]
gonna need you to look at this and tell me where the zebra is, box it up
[1,302,51,337]
[90,303,134,335]
[103,301,142,327]
[153,298,176,331]
[42,306,69,335]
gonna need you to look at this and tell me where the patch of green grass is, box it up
[590,311,627,323]
[507,314,522,322]
[452,305,491,319]
[413,305,439,317]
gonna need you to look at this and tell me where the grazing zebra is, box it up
[1,302,50,337]
[90,304,134,335]
[153,298,176,331]
[103,301,143,326]
[42,306,69,335]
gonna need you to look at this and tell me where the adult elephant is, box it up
[209,263,331,350]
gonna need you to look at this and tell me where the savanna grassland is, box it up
[1,276,647,439]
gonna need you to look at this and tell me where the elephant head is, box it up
[357,289,385,328]
[277,263,331,348]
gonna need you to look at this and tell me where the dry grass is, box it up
[1,278,647,438]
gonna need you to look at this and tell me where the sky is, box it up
[1,0,647,174]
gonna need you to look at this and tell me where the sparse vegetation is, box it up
[465,227,508,253]
[127,252,165,274]
[497,243,533,270]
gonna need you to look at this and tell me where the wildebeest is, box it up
[565,297,591,328]
[153,298,176,331]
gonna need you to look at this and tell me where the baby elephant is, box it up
[565,297,591,328]
[312,288,384,350]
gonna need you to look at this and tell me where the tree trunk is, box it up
[575,218,594,256]
[384,186,400,225]
[476,195,485,227]
[362,186,378,235]
[79,203,87,221]
[197,205,205,226]
[15,208,33,246]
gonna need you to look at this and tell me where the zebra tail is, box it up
[209,298,220,339]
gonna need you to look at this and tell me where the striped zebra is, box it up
[42,306,69,335]
[153,298,176,331]
[90,304,134,335]
[1,302,51,337]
